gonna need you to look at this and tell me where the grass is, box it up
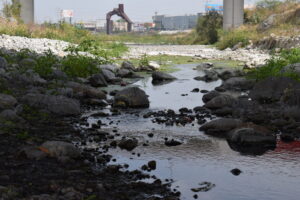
[248,48,300,81]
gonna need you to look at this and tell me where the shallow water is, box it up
[87,64,300,200]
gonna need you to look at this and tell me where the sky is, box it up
[6,0,260,23]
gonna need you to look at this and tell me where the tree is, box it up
[2,0,21,22]
[195,11,222,44]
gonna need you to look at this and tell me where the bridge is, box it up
[18,0,244,30]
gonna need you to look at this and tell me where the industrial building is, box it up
[152,14,202,30]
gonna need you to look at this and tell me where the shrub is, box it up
[248,48,300,81]
[139,54,149,66]
[216,29,251,50]
[194,11,222,44]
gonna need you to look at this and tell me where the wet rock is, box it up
[249,77,300,103]
[204,94,236,109]
[191,182,216,192]
[88,73,108,87]
[22,93,80,116]
[148,160,157,170]
[194,70,218,82]
[195,63,213,70]
[215,68,245,80]
[0,94,17,111]
[280,133,295,142]
[41,141,81,159]
[200,90,209,93]
[121,61,136,71]
[200,118,243,137]
[152,71,177,84]
[202,90,220,103]
[0,109,23,122]
[101,69,120,83]
[113,87,149,108]
[99,64,118,72]
[191,88,200,93]
[118,138,138,151]
[66,82,106,99]
[117,68,133,78]
[165,139,182,147]
[221,77,255,91]
[227,126,276,155]
[230,168,242,176]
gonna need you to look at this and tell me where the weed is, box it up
[139,54,149,66]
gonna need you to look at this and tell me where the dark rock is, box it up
[148,160,157,170]
[11,70,47,85]
[99,64,118,72]
[0,109,23,122]
[88,73,108,87]
[249,77,300,103]
[0,94,17,111]
[230,168,242,176]
[194,70,218,82]
[152,71,177,83]
[22,93,80,116]
[200,90,209,93]
[101,69,119,83]
[121,61,136,71]
[66,82,106,100]
[221,77,255,91]
[113,87,149,108]
[215,68,245,80]
[202,91,220,103]
[200,118,243,137]
[165,139,182,147]
[117,68,133,78]
[118,138,138,151]
[204,94,236,109]
[191,88,200,93]
[227,126,276,155]
[51,69,68,80]
[0,57,8,70]
[19,58,37,69]
[41,141,81,159]
[195,63,213,70]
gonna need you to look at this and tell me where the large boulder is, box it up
[204,94,236,109]
[202,90,220,103]
[88,73,108,87]
[0,109,23,122]
[121,61,136,71]
[215,68,245,80]
[152,71,176,84]
[221,77,255,91]
[194,70,218,82]
[0,94,17,111]
[41,141,81,159]
[113,87,149,108]
[99,64,118,72]
[200,118,243,137]
[249,77,300,103]
[22,93,81,116]
[101,69,120,83]
[11,70,47,86]
[227,126,276,155]
[66,82,106,100]
[116,68,133,78]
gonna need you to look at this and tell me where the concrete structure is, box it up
[223,0,244,29]
[19,0,34,24]
[153,14,202,30]
[106,4,133,34]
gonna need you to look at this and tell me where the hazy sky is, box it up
[8,0,259,23]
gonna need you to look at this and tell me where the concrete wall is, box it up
[223,0,244,29]
[19,0,34,24]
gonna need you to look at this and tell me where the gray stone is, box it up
[195,63,213,70]
[118,138,138,151]
[200,118,243,137]
[12,70,47,85]
[194,69,218,82]
[41,141,81,159]
[0,57,8,69]
[88,73,108,87]
[117,68,132,78]
[202,90,220,103]
[222,77,255,91]
[51,69,68,80]
[19,58,38,69]
[101,69,118,83]
[0,94,17,110]
[205,94,236,109]
[66,82,106,100]
[152,71,177,83]
[0,109,23,122]
[113,87,149,108]
[99,64,118,72]
[19,147,48,160]
[22,93,80,116]
[121,61,136,71]
[257,14,277,31]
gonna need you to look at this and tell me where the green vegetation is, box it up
[248,48,300,81]
[2,0,21,22]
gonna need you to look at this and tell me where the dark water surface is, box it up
[87,64,300,200]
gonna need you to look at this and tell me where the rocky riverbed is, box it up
[1,36,300,200]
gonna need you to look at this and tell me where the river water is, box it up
[86,64,300,200]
